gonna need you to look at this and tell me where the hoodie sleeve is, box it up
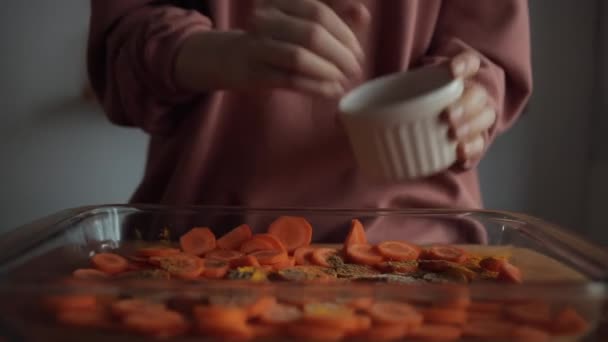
[87,1,213,135]
[419,0,533,167]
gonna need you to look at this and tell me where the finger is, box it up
[327,0,371,28]
[451,51,481,79]
[252,8,361,78]
[457,135,485,162]
[453,107,497,141]
[253,37,345,83]
[267,0,364,61]
[444,82,489,126]
[252,64,344,98]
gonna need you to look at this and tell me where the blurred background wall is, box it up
[0,1,605,244]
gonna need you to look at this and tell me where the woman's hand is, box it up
[445,52,497,166]
[175,0,369,98]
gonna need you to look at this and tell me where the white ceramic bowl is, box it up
[339,65,464,181]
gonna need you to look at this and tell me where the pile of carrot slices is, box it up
[45,216,592,340]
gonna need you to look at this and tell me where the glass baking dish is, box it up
[0,205,606,342]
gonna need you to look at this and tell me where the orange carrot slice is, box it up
[247,296,278,318]
[151,253,204,280]
[346,244,384,266]
[479,257,504,272]
[344,219,368,250]
[259,303,302,325]
[123,310,188,337]
[137,246,181,257]
[268,216,313,253]
[411,324,462,341]
[551,307,589,336]
[230,255,261,268]
[369,301,423,326]
[421,307,468,325]
[45,295,97,312]
[345,314,372,337]
[271,256,296,270]
[311,248,339,267]
[302,303,358,330]
[56,309,111,328]
[217,224,252,251]
[205,249,244,261]
[497,261,523,284]
[72,268,109,280]
[248,249,288,265]
[294,246,316,265]
[202,259,230,279]
[91,253,128,274]
[111,299,167,318]
[421,245,467,263]
[194,305,252,339]
[240,234,286,254]
[179,227,216,256]
[376,241,420,261]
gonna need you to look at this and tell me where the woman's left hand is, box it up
[445,51,497,166]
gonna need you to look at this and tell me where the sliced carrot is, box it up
[468,301,504,314]
[410,324,462,341]
[137,246,181,257]
[248,249,288,265]
[230,255,261,268]
[479,256,504,272]
[45,295,97,312]
[56,309,111,328]
[202,259,230,279]
[551,307,589,336]
[91,253,128,274]
[151,253,204,280]
[302,303,358,330]
[294,246,316,265]
[111,298,167,318]
[421,245,467,263]
[346,244,384,266]
[247,296,278,318]
[240,234,286,254]
[463,320,514,339]
[72,268,109,280]
[271,256,295,270]
[421,307,468,325]
[376,241,420,261]
[497,260,523,284]
[511,325,551,342]
[217,224,252,251]
[205,249,244,261]
[345,314,372,337]
[179,227,216,256]
[286,322,345,341]
[369,301,423,326]
[344,219,368,249]
[259,303,302,325]
[194,305,251,338]
[505,302,552,327]
[267,216,313,253]
[364,324,407,341]
[342,297,374,312]
[311,248,339,267]
[123,310,188,337]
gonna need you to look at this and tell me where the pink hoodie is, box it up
[87,0,532,244]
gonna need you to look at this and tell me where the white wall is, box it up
[0,1,148,232]
[0,0,602,242]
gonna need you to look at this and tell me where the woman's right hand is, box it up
[175,0,369,98]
